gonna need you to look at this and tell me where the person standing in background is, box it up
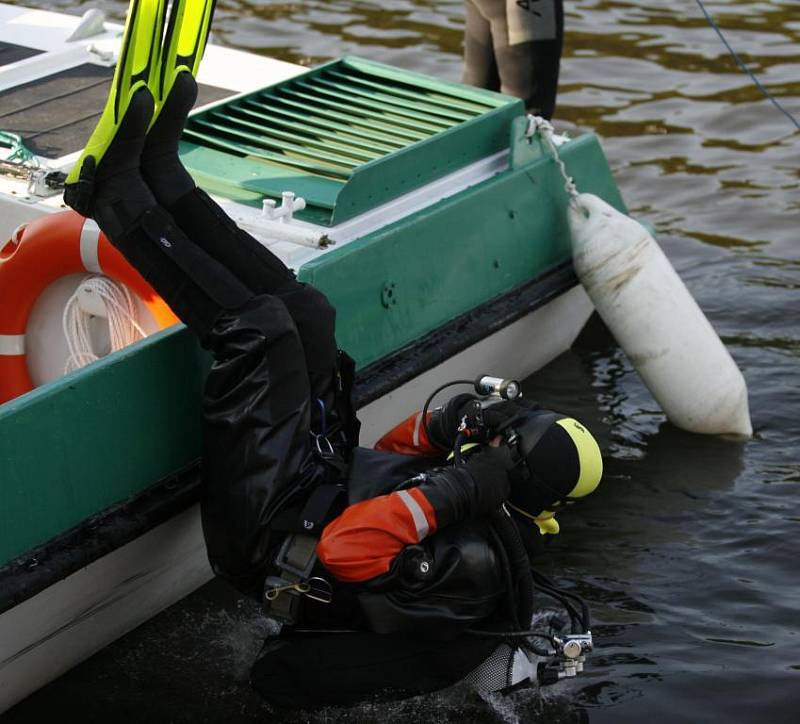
[463,0,564,119]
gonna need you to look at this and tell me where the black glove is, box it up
[481,400,526,434]
[480,398,542,436]
[63,155,96,218]
[426,393,478,450]
[428,396,543,450]
[418,445,515,527]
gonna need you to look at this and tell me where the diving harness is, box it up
[260,351,357,624]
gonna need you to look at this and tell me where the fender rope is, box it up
[524,115,579,199]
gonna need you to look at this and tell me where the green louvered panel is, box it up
[179,56,523,225]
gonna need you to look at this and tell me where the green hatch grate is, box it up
[179,56,523,226]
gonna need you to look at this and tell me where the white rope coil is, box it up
[525,115,579,199]
[62,274,147,373]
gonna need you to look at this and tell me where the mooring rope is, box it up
[525,115,579,199]
[63,275,147,373]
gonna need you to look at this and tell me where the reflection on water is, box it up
[5,1,800,722]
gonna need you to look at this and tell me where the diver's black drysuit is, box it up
[68,77,534,708]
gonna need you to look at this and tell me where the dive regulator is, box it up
[537,631,594,685]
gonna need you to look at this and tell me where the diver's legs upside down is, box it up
[69,71,338,394]
[83,86,250,339]
[141,70,339,405]
[63,0,338,407]
[66,81,324,595]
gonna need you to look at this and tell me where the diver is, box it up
[463,0,564,119]
[64,0,602,709]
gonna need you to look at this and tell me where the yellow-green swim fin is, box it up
[66,0,166,187]
[155,0,217,114]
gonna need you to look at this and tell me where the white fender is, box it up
[568,193,752,437]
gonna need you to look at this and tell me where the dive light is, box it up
[474,375,521,401]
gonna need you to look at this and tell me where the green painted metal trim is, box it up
[298,131,625,367]
[0,326,208,566]
[330,98,522,223]
[178,141,339,225]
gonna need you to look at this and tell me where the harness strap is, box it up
[263,486,344,623]
[262,349,357,625]
[505,411,561,482]
[300,484,345,533]
[277,533,318,577]
[336,350,361,448]
[263,533,320,624]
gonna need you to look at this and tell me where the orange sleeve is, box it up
[374,411,441,456]
[316,487,437,583]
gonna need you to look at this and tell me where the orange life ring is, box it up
[0,210,178,405]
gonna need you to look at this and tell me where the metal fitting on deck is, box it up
[262,192,307,223]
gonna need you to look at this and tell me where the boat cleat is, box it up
[262,191,307,223]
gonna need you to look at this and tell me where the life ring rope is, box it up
[0,210,178,405]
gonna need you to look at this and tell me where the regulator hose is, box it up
[489,509,534,629]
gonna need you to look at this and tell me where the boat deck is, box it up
[0,60,229,159]
[0,4,301,174]
[0,39,40,65]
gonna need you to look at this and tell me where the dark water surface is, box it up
[6,1,799,722]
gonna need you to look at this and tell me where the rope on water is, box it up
[694,0,800,132]
[63,275,147,373]
[525,115,579,199]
